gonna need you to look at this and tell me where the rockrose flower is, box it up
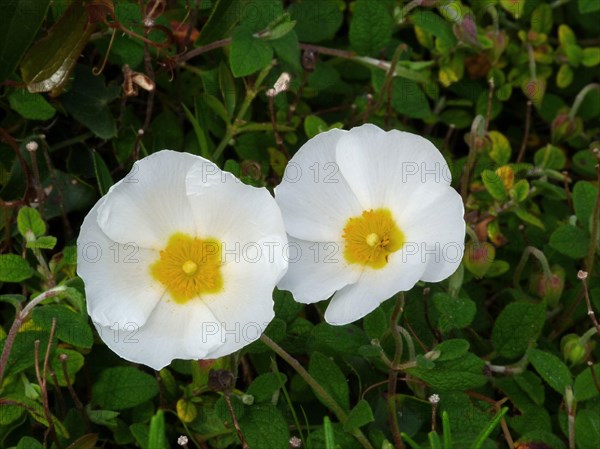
[78,151,287,369]
[275,124,465,325]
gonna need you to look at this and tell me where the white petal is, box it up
[202,252,281,359]
[324,245,427,325]
[277,237,360,304]
[335,124,451,210]
[93,298,224,370]
[398,185,465,282]
[97,150,200,249]
[275,128,363,242]
[186,159,289,249]
[77,197,163,329]
[185,162,289,357]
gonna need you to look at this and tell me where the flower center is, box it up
[342,208,404,269]
[151,232,223,303]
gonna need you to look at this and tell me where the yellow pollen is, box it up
[182,260,198,275]
[151,232,223,304]
[342,208,404,269]
[366,233,379,247]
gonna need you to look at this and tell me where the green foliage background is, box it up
[1,0,600,448]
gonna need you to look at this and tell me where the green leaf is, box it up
[32,305,93,348]
[271,30,301,72]
[389,77,431,119]
[308,351,350,411]
[197,0,245,44]
[574,362,600,401]
[0,331,52,377]
[17,437,43,449]
[511,179,530,202]
[309,323,369,356]
[92,367,159,410]
[64,434,98,449]
[148,410,167,449]
[363,306,388,340]
[0,254,34,282]
[408,353,487,390]
[531,3,553,34]
[500,0,525,18]
[61,65,120,139]
[492,302,546,359]
[92,150,114,196]
[289,0,343,43]
[304,115,329,138]
[246,372,287,403]
[528,349,572,394]
[349,0,393,55]
[572,181,598,229]
[575,409,600,449]
[435,339,470,361]
[482,169,507,201]
[534,144,566,170]
[265,13,297,40]
[8,90,56,120]
[411,11,457,47]
[549,224,590,259]
[17,206,46,237]
[556,64,573,88]
[49,348,84,387]
[20,1,92,94]
[582,48,600,67]
[488,131,512,165]
[343,400,375,432]
[579,0,600,13]
[218,62,237,118]
[514,208,545,229]
[229,27,273,77]
[26,235,57,250]
[433,292,476,332]
[238,404,290,449]
[514,371,545,405]
[0,0,51,82]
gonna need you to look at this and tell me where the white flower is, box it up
[77,150,288,370]
[275,124,465,325]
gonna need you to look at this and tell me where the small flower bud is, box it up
[176,398,197,423]
[289,436,302,448]
[529,265,565,308]
[26,141,38,152]
[464,241,495,279]
[177,435,189,446]
[428,394,440,404]
[241,394,254,405]
[561,334,587,366]
[551,113,581,143]
[577,270,588,280]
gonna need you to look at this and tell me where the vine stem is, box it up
[259,334,375,449]
[584,148,600,272]
[212,62,275,160]
[0,286,66,386]
[513,246,552,290]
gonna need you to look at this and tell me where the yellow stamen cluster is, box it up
[151,233,223,303]
[342,208,404,269]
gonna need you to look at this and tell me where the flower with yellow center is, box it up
[78,151,288,369]
[275,124,465,325]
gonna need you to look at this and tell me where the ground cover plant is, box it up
[1,0,600,448]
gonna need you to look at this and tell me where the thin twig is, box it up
[580,273,600,336]
[516,101,532,163]
[224,393,249,449]
[585,149,600,272]
[260,334,375,449]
